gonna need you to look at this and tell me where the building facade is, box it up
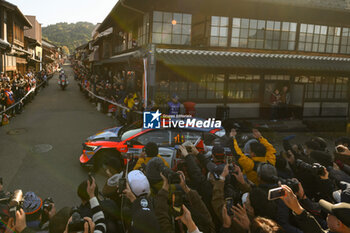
[24,15,42,72]
[88,0,350,119]
[0,0,32,75]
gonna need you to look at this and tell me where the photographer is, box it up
[211,163,252,233]
[0,206,35,233]
[256,163,303,233]
[231,128,276,184]
[21,191,56,232]
[154,170,214,233]
[175,144,213,209]
[280,185,350,233]
[102,155,124,204]
[122,170,161,233]
[284,137,338,201]
[68,177,106,233]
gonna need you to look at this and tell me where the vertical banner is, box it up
[143,57,148,109]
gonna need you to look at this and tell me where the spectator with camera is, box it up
[256,163,303,233]
[65,176,106,233]
[231,128,276,185]
[281,185,350,233]
[122,170,162,233]
[0,206,35,233]
[102,155,125,204]
[21,191,56,232]
[154,169,214,233]
[283,136,342,202]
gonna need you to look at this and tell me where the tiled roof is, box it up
[250,0,350,11]
[156,48,350,72]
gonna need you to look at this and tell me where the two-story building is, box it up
[24,15,42,72]
[93,0,350,120]
[0,0,32,75]
[42,39,59,71]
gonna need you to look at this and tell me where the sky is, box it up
[7,0,118,26]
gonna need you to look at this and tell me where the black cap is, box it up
[212,145,225,161]
[319,200,350,227]
[145,142,158,157]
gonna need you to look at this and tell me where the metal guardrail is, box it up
[82,86,142,114]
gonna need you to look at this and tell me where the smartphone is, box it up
[226,156,234,164]
[226,198,234,216]
[335,145,345,153]
[118,178,126,194]
[88,172,93,184]
[268,187,286,200]
[171,191,183,217]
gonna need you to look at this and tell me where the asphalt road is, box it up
[0,64,115,208]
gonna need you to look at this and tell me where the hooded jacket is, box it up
[133,154,169,170]
[233,137,276,184]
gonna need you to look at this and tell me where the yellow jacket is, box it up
[124,93,137,110]
[234,137,276,184]
[133,154,170,170]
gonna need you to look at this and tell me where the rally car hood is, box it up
[87,126,122,141]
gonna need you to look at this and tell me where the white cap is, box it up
[127,170,150,197]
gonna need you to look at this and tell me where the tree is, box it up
[42,22,95,53]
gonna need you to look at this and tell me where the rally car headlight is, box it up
[84,144,98,151]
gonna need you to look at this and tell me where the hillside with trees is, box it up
[42,22,96,54]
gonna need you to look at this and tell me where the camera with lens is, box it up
[274,177,299,194]
[162,167,181,184]
[68,207,86,232]
[295,159,326,177]
[8,190,24,219]
[43,197,54,212]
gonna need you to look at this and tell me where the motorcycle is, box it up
[58,76,69,90]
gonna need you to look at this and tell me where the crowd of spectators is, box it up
[1,126,350,233]
[0,70,52,125]
[72,62,146,125]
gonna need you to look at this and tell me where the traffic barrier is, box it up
[82,86,142,114]
[0,76,52,122]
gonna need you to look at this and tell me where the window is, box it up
[280,22,297,50]
[206,74,225,99]
[210,16,229,47]
[298,24,340,53]
[156,73,224,101]
[335,77,348,99]
[152,11,191,45]
[137,14,149,46]
[326,27,341,53]
[181,130,202,143]
[295,76,348,100]
[265,20,281,50]
[340,27,350,54]
[227,75,260,100]
[136,130,171,146]
[231,18,296,50]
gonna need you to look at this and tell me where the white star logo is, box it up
[150,110,161,122]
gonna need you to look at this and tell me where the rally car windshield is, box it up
[121,128,142,141]
[118,120,143,138]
